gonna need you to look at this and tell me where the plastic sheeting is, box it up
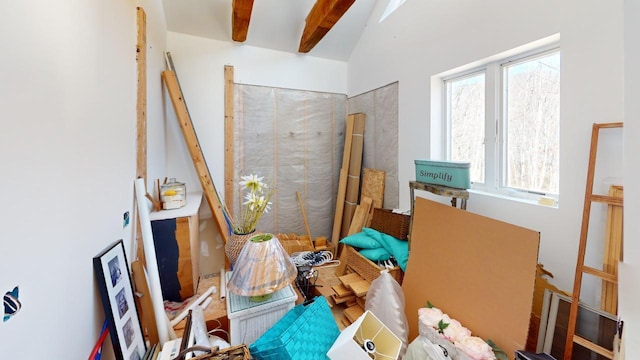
[348,82,400,209]
[233,85,347,238]
[232,82,399,238]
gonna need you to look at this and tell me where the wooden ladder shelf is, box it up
[564,122,623,360]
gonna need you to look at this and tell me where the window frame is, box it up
[443,69,488,185]
[442,43,561,203]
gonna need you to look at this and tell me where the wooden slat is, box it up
[224,66,235,217]
[581,266,618,283]
[565,123,601,360]
[340,316,352,327]
[339,272,364,287]
[341,114,366,238]
[332,169,349,273]
[349,280,370,297]
[135,7,147,266]
[573,335,614,359]
[231,0,255,42]
[175,218,195,300]
[343,304,365,323]
[331,115,355,245]
[296,191,314,246]
[601,185,623,314]
[136,7,147,180]
[299,0,356,53]
[364,202,375,228]
[345,298,358,308]
[131,260,159,346]
[347,196,373,236]
[161,70,230,245]
[331,283,352,297]
[332,293,356,304]
[335,194,370,278]
[596,122,624,129]
[589,194,623,206]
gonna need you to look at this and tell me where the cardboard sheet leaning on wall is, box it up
[402,197,540,359]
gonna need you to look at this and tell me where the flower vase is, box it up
[225,230,256,266]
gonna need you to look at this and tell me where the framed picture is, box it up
[94,240,147,360]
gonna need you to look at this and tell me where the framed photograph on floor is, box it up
[94,239,146,360]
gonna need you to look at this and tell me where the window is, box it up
[443,46,560,201]
[447,72,486,184]
[380,0,407,22]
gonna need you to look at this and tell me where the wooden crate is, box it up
[279,238,314,255]
[344,245,403,284]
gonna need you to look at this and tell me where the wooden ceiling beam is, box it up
[232,0,254,42]
[298,0,355,53]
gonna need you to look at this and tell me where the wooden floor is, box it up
[172,273,228,339]
[315,263,350,330]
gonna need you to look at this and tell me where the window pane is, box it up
[448,73,485,183]
[504,52,560,194]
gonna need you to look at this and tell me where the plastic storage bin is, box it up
[249,296,339,360]
[414,160,471,189]
[160,178,187,209]
[226,272,297,346]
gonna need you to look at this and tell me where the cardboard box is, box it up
[281,238,314,255]
[414,159,471,189]
[327,310,402,360]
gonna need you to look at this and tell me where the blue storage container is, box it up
[414,160,471,189]
[249,296,339,360]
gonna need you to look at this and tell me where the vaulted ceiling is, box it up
[162,0,380,61]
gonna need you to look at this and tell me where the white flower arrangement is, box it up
[232,174,273,234]
[418,303,507,360]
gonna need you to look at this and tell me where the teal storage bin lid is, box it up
[414,159,470,169]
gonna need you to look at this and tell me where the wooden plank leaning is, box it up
[161,70,230,244]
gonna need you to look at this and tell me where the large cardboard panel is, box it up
[403,197,539,359]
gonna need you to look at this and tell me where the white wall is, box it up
[348,0,625,295]
[621,0,640,354]
[0,0,167,358]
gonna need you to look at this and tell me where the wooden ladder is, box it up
[161,54,230,245]
[563,122,623,360]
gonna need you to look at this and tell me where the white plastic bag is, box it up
[421,336,452,360]
[365,270,409,358]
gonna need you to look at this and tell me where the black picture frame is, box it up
[94,240,146,360]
